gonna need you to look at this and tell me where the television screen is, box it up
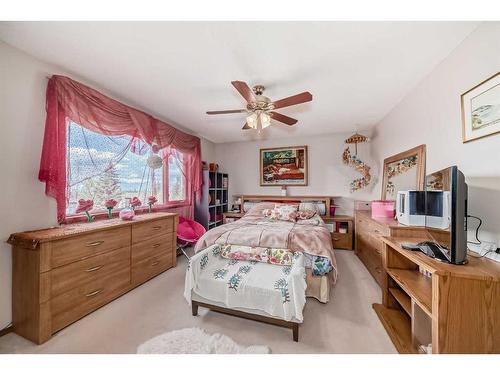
[424,166,468,264]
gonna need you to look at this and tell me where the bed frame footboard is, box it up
[191,299,300,342]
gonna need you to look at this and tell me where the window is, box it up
[66,122,186,216]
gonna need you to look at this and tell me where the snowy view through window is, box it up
[67,122,185,215]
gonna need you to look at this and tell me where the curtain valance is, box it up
[39,75,202,222]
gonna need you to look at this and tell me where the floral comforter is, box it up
[184,244,307,322]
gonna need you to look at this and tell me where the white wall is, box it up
[215,132,378,215]
[371,22,500,244]
[200,137,216,164]
[0,41,215,329]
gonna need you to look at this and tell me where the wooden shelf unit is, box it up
[375,235,500,354]
[386,268,432,316]
[388,287,411,316]
[373,303,417,354]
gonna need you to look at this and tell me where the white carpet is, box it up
[137,327,271,354]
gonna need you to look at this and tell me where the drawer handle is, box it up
[85,265,103,272]
[332,237,340,241]
[86,240,104,247]
[152,226,162,230]
[151,260,160,266]
[85,289,103,297]
[152,243,161,248]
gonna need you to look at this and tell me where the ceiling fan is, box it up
[206,81,312,131]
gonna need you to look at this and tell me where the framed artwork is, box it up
[260,146,308,186]
[381,145,426,200]
[461,71,500,143]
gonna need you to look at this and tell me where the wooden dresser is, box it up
[8,212,177,344]
[355,210,417,286]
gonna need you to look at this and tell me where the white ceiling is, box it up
[0,22,478,143]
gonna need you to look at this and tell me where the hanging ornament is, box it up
[147,144,163,170]
[342,131,372,192]
[147,154,163,170]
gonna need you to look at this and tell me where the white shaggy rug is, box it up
[137,327,271,354]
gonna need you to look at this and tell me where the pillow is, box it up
[274,204,298,222]
[299,202,321,214]
[245,202,276,216]
[262,208,280,220]
[220,244,294,266]
[294,209,317,220]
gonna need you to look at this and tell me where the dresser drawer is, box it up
[132,218,173,244]
[50,246,130,298]
[132,233,173,263]
[357,235,383,286]
[51,267,130,332]
[356,215,370,232]
[367,220,389,237]
[331,232,352,250]
[132,250,173,286]
[51,227,130,268]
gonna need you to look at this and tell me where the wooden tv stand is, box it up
[374,236,500,354]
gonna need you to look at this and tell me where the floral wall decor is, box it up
[342,147,372,192]
[342,132,372,192]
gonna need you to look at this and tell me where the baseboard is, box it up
[0,325,13,337]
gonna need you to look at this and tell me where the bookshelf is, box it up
[194,169,229,230]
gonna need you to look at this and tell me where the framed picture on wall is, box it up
[260,146,308,186]
[461,71,500,143]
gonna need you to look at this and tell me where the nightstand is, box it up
[322,215,354,250]
[223,212,244,224]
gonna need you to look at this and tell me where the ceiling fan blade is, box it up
[231,81,256,103]
[270,112,298,126]
[242,123,252,130]
[272,92,312,109]
[206,109,247,115]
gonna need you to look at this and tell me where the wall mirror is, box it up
[381,144,426,200]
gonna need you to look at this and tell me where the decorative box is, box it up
[371,200,395,218]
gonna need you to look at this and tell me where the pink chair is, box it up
[177,217,206,259]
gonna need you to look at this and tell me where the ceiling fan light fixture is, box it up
[260,112,271,129]
[208,81,310,132]
[246,112,258,129]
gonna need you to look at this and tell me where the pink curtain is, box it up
[39,75,202,223]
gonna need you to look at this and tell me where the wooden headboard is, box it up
[240,195,332,217]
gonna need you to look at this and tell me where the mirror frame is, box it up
[381,144,426,200]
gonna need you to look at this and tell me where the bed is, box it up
[186,197,337,340]
[185,244,306,341]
